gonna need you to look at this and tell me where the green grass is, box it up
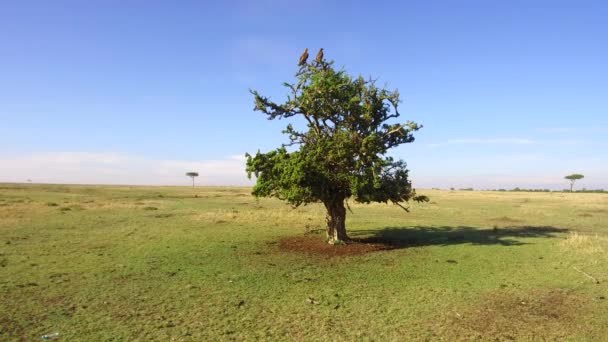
[1,184,607,340]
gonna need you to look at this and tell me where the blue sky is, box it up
[1,0,606,189]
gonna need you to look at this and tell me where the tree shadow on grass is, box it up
[350,226,569,249]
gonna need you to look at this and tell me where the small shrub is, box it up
[46,202,59,207]
[143,206,158,211]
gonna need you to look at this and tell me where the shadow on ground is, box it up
[350,225,569,249]
[280,226,569,257]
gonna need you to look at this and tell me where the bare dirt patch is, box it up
[442,289,592,339]
[278,235,395,257]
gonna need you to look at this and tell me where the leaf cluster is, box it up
[246,58,427,208]
[564,174,584,180]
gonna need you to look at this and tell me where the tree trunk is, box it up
[324,199,349,244]
[570,181,574,192]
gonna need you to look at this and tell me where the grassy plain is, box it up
[1,184,607,340]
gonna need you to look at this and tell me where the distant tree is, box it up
[246,50,428,244]
[565,174,584,192]
[186,172,199,187]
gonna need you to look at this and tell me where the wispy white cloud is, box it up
[412,173,608,190]
[409,152,608,190]
[427,137,536,148]
[548,139,588,146]
[536,127,608,135]
[0,152,252,186]
[448,138,536,144]
[537,127,572,134]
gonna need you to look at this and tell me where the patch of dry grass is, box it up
[438,289,594,340]
[560,232,607,257]
[190,207,325,231]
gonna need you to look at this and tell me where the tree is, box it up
[246,50,428,244]
[186,172,199,187]
[565,173,584,192]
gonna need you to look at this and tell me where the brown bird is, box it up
[298,48,309,66]
[315,48,324,64]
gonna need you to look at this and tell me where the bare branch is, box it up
[384,125,404,137]
[393,201,410,212]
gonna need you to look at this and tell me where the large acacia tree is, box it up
[246,52,427,244]
[565,173,584,192]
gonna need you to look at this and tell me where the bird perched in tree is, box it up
[315,48,324,64]
[298,48,309,66]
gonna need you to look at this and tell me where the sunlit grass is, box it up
[0,184,607,340]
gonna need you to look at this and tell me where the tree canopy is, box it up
[246,50,427,244]
[565,173,584,192]
[186,172,199,187]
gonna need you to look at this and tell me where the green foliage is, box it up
[186,172,199,187]
[245,55,428,214]
[565,173,585,192]
[565,174,584,181]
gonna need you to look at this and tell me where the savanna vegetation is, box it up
[1,184,607,340]
[247,50,427,244]
[565,173,585,192]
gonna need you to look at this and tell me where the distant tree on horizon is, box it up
[565,173,584,192]
[186,172,199,187]
[246,49,428,245]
